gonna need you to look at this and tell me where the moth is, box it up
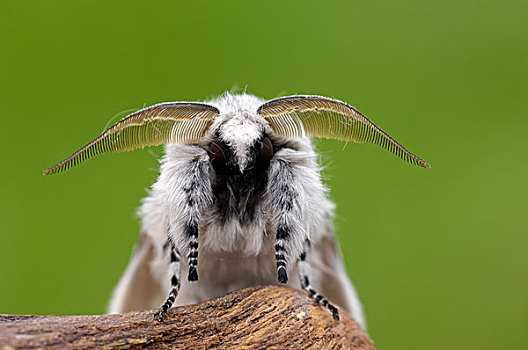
[45,93,430,327]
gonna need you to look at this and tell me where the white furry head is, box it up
[208,93,270,172]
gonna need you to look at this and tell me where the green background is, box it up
[1,1,527,348]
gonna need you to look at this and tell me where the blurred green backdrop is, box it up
[1,1,527,349]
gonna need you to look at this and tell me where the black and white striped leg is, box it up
[268,159,304,285]
[157,244,181,321]
[180,157,211,283]
[299,250,340,321]
[275,222,289,283]
[186,224,199,281]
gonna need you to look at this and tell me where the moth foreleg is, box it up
[268,157,308,284]
[166,153,213,282]
[185,224,199,282]
[275,225,289,283]
[157,243,181,321]
[299,247,340,321]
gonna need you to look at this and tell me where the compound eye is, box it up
[257,136,274,169]
[208,141,227,169]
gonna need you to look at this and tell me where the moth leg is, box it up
[268,161,302,284]
[163,152,212,283]
[299,246,340,321]
[156,243,181,321]
[185,224,199,282]
[179,156,212,282]
[275,224,289,283]
[268,149,324,285]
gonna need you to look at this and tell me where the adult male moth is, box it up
[45,93,430,327]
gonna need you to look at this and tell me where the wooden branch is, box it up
[0,286,374,349]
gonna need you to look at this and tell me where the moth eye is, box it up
[257,136,274,169]
[208,141,227,169]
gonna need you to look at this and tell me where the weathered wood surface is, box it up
[0,286,374,349]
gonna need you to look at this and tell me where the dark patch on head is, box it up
[209,135,276,223]
[208,140,228,171]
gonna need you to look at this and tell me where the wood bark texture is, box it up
[0,286,374,349]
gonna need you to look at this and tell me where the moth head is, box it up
[208,93,272,173]
[43,94,430,175]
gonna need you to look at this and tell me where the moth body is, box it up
[45,92,430,330]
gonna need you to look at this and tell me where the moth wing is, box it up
[107,233,166,313]
[311,233,367,329]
